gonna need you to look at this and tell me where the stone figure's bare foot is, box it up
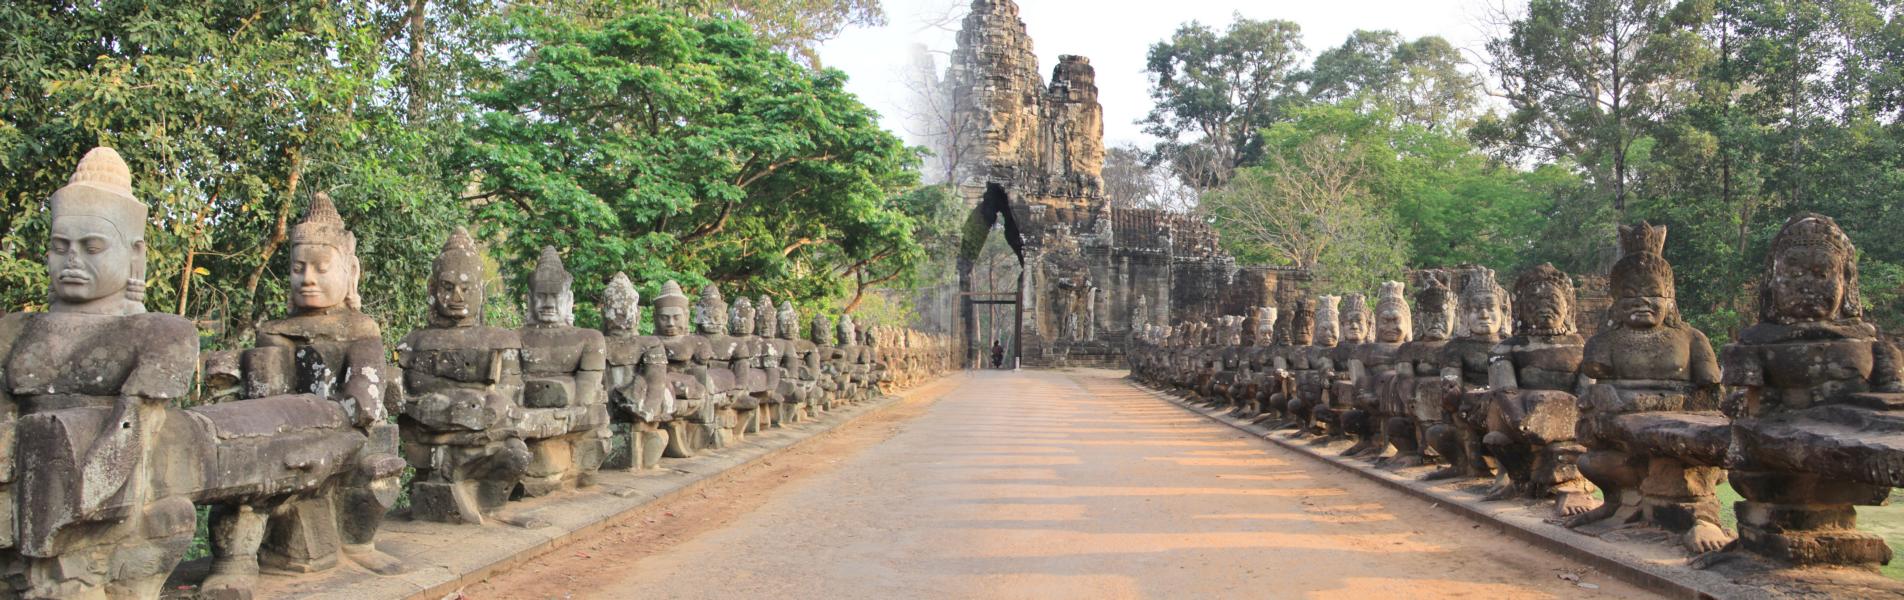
[1339,440,1372,456]
[1481,480,1521,501]
[1552,491,1597,517]
[1422,466,1461,481]
[1561,500,1619,529]
[1684,521,1734,554]
[345,544,405,575]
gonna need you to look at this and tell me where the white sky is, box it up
[815,0,1500,149]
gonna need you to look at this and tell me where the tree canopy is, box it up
[0,0,921,344]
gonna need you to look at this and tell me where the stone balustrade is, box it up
[0,147,956,600]
[1132,215,1904,580]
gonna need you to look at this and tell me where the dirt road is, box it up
[467,369,1656,599]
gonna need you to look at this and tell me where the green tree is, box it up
[1476,0,1713,214]
[1140,15,1307,191]
[459,9,922,324]
[0,1,464,346]
[1307,31,1481,132]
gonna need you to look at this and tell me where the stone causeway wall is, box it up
[0,147,956,599]
[1130,218,1904,595]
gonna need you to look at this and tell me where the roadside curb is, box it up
[175,374,967,600]
[1127,380,1751,600]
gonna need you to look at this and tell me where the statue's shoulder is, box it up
[126,312,199,344]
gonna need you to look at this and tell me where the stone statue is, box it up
[4,149,409,599]
[1259,299,1317,428]
[200,192,409,597]
[655,281,721,457]
[780,302,820,420]
[0,147,200,598]
[1482,264,1595,516]
[514,247,610,495]
[1566,223,1731,553]
[726,296,770,434]
[812,313,840,411]
[694,284,748,446]
[755,295,794,427]
[1317,293,1372,441]
[1425,267,1509,481]
[1343,283,1410,459]
[397,228,537,527]
[599,273,672,471]
[1716,213,1904,568]
[1379,271,1455,469]
[1237,306,1278,418]
[839,315,874,403]
[1288,295,1341,436]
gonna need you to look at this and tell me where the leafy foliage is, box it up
[461,9,923,324]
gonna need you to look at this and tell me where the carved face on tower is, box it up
[601,272,640,336]
[1374,281,1411,344]
[1313,296,1341,347]
[429,227,485,328]
[527,246,574,326]
[1763,213,1861,325]
[1414,271,1455,342]
[654,280,691,337]
[1512,264,1575,337]
[1340,293,1370,344]
[286,192,361,313]
[1457,267,1508,340]
[47,147,147,315]
[695,283,728,335]
[730,297,756,336]
[778,301,800,340]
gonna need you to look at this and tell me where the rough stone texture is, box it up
[515,247,610,498]
[1138,213,1904,576]
[947,0,1314,369]
[1569,222,1733,555]
[1482,264,1594,517]
[1719,213,1904,568]
[2,149,402,600]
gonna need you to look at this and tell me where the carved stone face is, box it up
[1375,306,1406,343]
[1288,312,1315,345]
[529,289,571,325]
[289,243,354,312]
[602,300,636,335]
[656,305,689,337]
[1614,293,1670,329]
[48,215,134,311]
[1520,283,1570,335]
[731,303,756,336]
[1418,308,1452,341]
[1342,311,1367,343]
[1771,246,1845,323]
[1315,322,1338,346]
[696,304,728,335]
[1462,291,1505,339]
[431,268,481,327]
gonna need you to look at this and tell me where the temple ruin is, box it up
[944,0,1313,368]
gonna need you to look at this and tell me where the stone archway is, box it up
[957,182,1026,367]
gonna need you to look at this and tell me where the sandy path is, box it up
[465,369,1655,599]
